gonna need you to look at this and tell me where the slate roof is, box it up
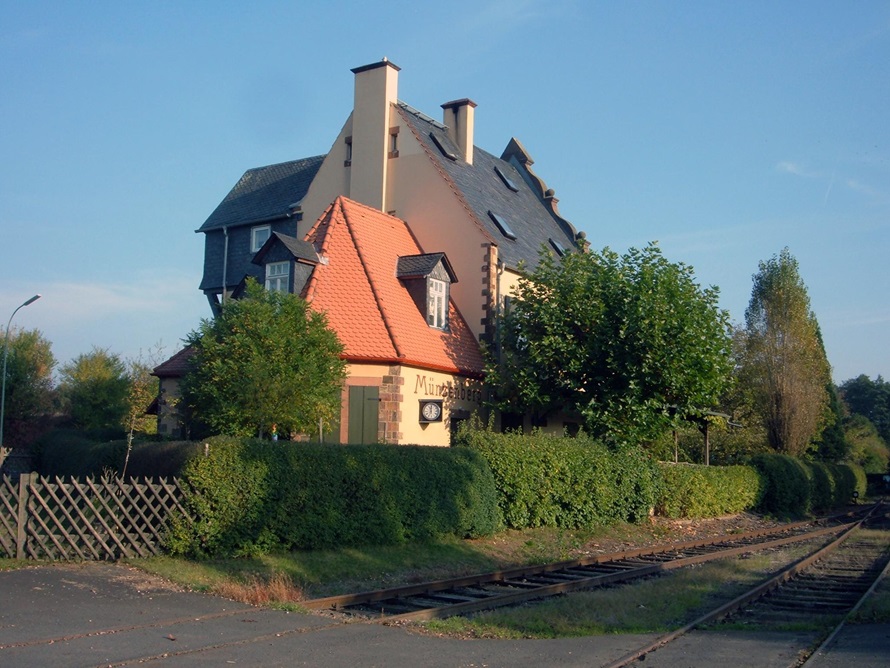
[396,253,456,282]
[254,232,319,265]
[396,102,580,272]
[198,156,325,232]
[152,346,195,377]
[303,197,485,377]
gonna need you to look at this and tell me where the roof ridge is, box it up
[339,199,406,359]
[300,199,339,303]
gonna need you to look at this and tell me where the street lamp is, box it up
[1,294,42,451]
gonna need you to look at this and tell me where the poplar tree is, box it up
[740,248,831,456]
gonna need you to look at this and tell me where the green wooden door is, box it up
[348,386,379,444]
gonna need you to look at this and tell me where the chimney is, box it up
[349,59,400,210]
[442,98,477,165]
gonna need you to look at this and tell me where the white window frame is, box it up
[427,278,447,329]
[251,225,271,253]
[265,261,290,293]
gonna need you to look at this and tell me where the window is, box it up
[251,225,271,252]
[265,261,289,292]
[427,278,447,329]
[389,127,399,158]
[494,165,520,192]
[488,211,517,240]
[344,136,353,165]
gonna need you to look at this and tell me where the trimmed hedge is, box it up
[455,428,661,529]
[749,453,866,517]
[656,463,764,519]
[167,437,501,557]
[33,430,201,478]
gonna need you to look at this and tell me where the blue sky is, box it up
[1,1,888,382]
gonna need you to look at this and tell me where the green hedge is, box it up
[656,463,764,518]
[33,430,201,478]
[166,437,501,557]
[455,428,660,529]
[749,453,866,517]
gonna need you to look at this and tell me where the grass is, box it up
[422,546,817,639]
[130,521,681,605]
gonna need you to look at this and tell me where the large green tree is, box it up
[840,374,890,444]
[489,243,733,443]
[182,280,347,438]
[739,248,831,456]
[2,327,56,446]
[59,347,130,431]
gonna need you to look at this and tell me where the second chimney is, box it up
[441,98,477,165]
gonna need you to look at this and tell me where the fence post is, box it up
[16,472,32,559]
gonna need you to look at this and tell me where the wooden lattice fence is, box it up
[0,474,189,561]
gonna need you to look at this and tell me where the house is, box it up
[159,60,586,444]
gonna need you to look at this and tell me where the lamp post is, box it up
[1,294,42,451]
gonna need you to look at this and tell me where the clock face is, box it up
[421,401,442,422]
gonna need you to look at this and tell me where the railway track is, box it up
[302,508,872,623]
[605,505,890,668]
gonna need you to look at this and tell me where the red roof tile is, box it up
[304,197,485,377]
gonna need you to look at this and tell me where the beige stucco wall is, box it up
[341,362,484,447]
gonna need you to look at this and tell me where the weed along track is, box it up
[605,505,890,668]
[301,508,874,624]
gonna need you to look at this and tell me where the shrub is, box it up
[32,429,200,478]
[748,454,866,517]
[749,453,812,516]
[656,463,764,518]
[167,438,501,557]
[455,427,660,529]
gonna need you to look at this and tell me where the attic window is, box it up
[389,127,400,158]
[488,211,517,240]
[429,132,458,161]
[265,261,289,292]
[428,278,448,329]
[344,136,352,166]
[549,238,567,256]
[251,225,271,252]
[494,165,520,192]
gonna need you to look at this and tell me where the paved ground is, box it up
[1,563,888,667]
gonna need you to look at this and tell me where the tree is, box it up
[59,347,129,432]
[840,374,890,444]
[182,279,347,438]
[2,327,56,446]
[739,248,831,456]
[844,414,890,473]
[488,243,733,443]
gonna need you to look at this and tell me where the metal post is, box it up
[1,295,42,452]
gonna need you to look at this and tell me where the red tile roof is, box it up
[303,197,485,377]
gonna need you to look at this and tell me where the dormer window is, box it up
[427,278,447,329]
[265,261,289,292]
[397,252,457,332]
[251,225,271,252]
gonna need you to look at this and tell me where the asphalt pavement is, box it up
[1,563,887,667]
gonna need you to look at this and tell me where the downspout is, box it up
[221,226,229,307]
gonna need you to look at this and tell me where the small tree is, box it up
[2,327,56,446]
[59,347,129,432]
[739,249,831,456]
[182,280,347,438]
[840,375,890,444]
[489,243,733,443]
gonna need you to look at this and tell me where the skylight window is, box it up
[494,165,520,192]
[549,238,567,256]
[429,132,458,161]
[488,211,517,240]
